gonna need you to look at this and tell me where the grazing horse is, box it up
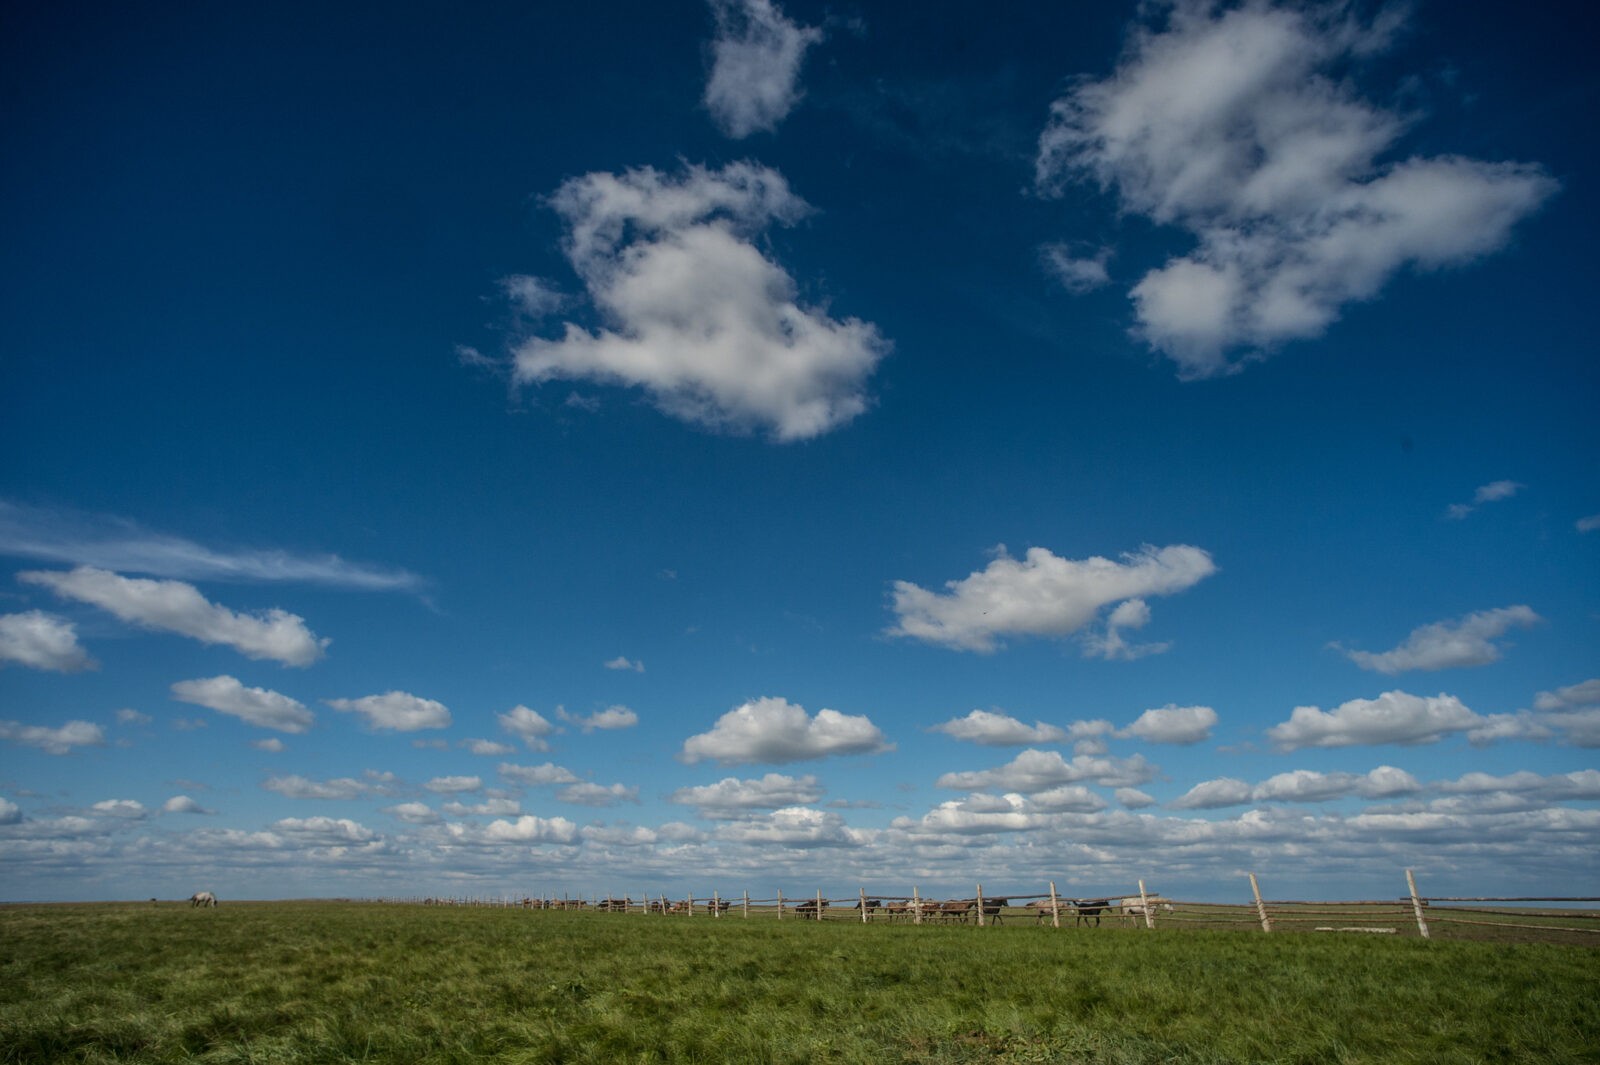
[978,897,1008,924]
[934,899,976,923]
[794,898,827,920]
[852,898,882,919]
[1072,898,1110,927]
[189,891,218,908]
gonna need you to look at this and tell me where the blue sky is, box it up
[2,0,1596,904]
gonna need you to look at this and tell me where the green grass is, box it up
[3,902,1597,1064]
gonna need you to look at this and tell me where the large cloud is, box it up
[20,567,327,667]
[327,692,451,732]
[0,610,96,672]
[1532,679,1600,747]
[1036,0,1556,378]
[704,0,823,138]
[887,544,1215,652]
[1265,690,1524,751]
[1172,766,1420,808]
[928,709,1070,746]
[680,696,892,765]
[1339,606,1541,674]
[506,162,888,441]
[1118,704,1218,745]
[170,675,314,733]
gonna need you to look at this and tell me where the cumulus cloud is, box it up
[498,761,581,786]
[603,656,644,672]
[1040,243,1113,294]
[1532,679,1600,747]
[1118,704,1218,744]
[425,776,482,794]
[385,802,441,824]
[1339,606,1540,673]
[328,692,451,732]
[557,782,640,807]
[272,816,378,846]
[507,162,889,441]
[928,709,1069,746]
[170,675,315,733]
[252,738,286,753]
[669,772,823,815]
[20,567,327,666]
[161,795,209,815]
[1264,689,1521,750]
[1035,0,1556,378]
[476,815,579,845]
[461,739,514,756]
[1115,787,1157,809]
[557,705,639,732]
[0,611,96,672]
[704,0,823,138]
[1176,766,1420,808]
[1446,480,1525,520]
[887,544,1216,653]
[935,748,1156,793]
[92,799,147,819]
[263,772,396,800]
[0,719,105,755]
[680,696,892,765]
[497,705,556,750]
[1439,769,1600,801]
[713,806,862,848]
[0,500,421,591]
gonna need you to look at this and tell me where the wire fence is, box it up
[389,870,1600,946]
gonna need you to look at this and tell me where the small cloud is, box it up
[928,709,1068,746]
[425,776,483,794]
[704,0,824,139]
[385,802,441,824]
[172,675,315,733]
[0,719,106,755]
[1265,690,1525,751]
[1576,514,1600,533]
[1118,704,1218,745]
[116,708,152,726]
[327,691,451,732]
[604,656,645,673]
[1446,480,1525,520]
[1040,243,1113,294]
[558,705,639,732]
[0,611,97,672]
[498,761,580,786]
[556,781,640,807]
[1115,787,1156,809]
[91,799,147,819]
[669,772,823,815]
[497,705,557,750]
[461,739,515,756]
[251,738,286,752]
[161,795,210,815]
[1338,606,1540,674]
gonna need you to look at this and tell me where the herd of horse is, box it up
[409,894,1165,925]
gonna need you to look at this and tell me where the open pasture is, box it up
[3,901,1597,1064]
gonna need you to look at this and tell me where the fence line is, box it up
[390,870,1600,944]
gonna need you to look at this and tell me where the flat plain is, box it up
[3,901,1597,1064]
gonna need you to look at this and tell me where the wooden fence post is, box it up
[1138,879,1154,930]
[860,888,869,923]
[913,886,922,925]
[1249,873,1272,933]
[743,890,749,919]
[1406,868,1431,939]
[1048,880,1061,929]
[976,883,986,927]
[777,888,784,920]
[816,890,824,921]
[713,890,722,918]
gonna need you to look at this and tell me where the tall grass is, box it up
[3,902,1596,1063]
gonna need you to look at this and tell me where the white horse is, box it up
[189,891,218,908]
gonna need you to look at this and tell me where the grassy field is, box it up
[3,902,1597,1064]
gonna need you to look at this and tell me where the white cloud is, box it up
[425,776,482,794]
[442,798,521,817]
[928,709,1069,746]
[603,656,644,672]
[161,795,209,814]
[680,696,892,765]
[1118,704,1218,744]
[1172,766,1419,808]
[935,748,1156,793]
[0,611,96,672]
[272,816,378,846]
[0,719,105,755]
[461,739,514,756]
[497,705,556,750]
[1577,514,1600,534]
[509,162,889,442]
[704,0,823,138]
[713,806,863,848]
[887,544,1216,653]
[1036,1,1556,378]
[1339,606,1540,673]
[0,500,421,591]
[1170,777,1254,809]
[0,798,19,824]
[1115,787,1156,809]
[498,761,581,786]
[251,738,286,753]
[557,782,640,807]
[1083,597,1172,660]
[558,705,639,732]
[1447,480,1526,520]
[1040,243,1113,294]
[1532,679,1600,747]
[328,691,451,732]
[263,772,396,800]
[386,802,441,825]
[115,708,151,726]
[21,567,328,666]
[1439,769,1600,801]
[669,772,823,815]
[170,675,315,733]
[477,815,579,845]
[1265,689,1507,750]
[92,799,147,819]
